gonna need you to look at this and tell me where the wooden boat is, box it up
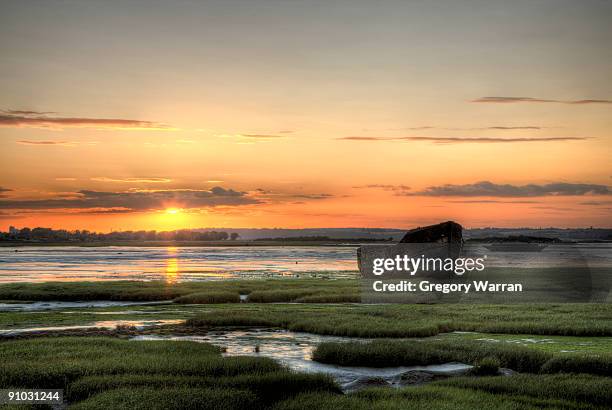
[357,221,464,272]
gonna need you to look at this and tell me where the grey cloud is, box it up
[17,140,76,146]
[289,193,334,200]
[580,200,612,206]
[406,181,611,197]
[339,136,586,144]
[0,187,259,211]
[4,110,56,115]
[91,177,172,183]
[353,184,411,192]
[0,110,171,129]
[396,126,543,131]
[252,189,334,201]
[0,187,12,198]
[446,199,539,204]
[472,97,612,105]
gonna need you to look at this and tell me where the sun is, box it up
[165,208,181,215]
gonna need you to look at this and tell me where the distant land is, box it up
[1,225,611,245]
[202,227,612,241]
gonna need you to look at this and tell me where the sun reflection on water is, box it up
[165,247,180,283]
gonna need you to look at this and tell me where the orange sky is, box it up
[1,1,611,231]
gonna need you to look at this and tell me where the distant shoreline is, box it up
[1,239,609,247]
[0,240,368,247]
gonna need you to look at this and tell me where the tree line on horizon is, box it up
[0,226,239,242]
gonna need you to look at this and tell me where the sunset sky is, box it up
[1,0,610,231]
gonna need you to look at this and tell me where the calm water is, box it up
[0,243,609,283]
[0,246,358,283]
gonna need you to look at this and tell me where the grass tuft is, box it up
[174,291,240,304]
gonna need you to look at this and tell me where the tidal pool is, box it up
[133,329,473,389]
[0,300,171,312]
[0,319,184,336]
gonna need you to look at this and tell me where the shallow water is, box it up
[132,329,473,388]
[0,300,170,312]
[1,243,609,283]
[0,319,183,335]
[0,246,358,283]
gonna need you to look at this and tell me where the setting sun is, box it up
[165,208,181,215]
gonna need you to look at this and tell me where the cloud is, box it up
[0,110,172,130]
[472,97,612,105]
[531,206,576,212]
[446,199,539,204]
[0,187,12,198]
[72,208,136,214]
[580,200,612,206]
[3,109,56,115]
[290,193,334,200]
[340,136,385,141]
[406,181,611,197]
[353,184,411,193]
[0,187,259,211]
[241,134,286,139]
[338,136,586,144]
[251,188,334,201]
[16,140,76,146]
[395,126,543,131]
[91,177,172,183]
[485,126,542,130]
[55,177,77,181]
[0,211,24,220]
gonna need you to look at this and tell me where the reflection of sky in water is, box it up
[0,246,359,283]
[0,244,609,283]
[133,330,473,387]
[0,319,184,335]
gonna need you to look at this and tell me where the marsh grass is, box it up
[0,337,341,408]
[468,357,501,376]
[185,302,612,337]
[0,279,359,303]
[67,372,339,403]
[436,374,612,407]
[70,387,256,410]
[174,291,240,304]
[312,339,551,373]
[273,385,602,410]
[248,289,319,303]
[293,293,361,303]
[2,280,611,337]
[312,339,612,376]
[539,355,612,376]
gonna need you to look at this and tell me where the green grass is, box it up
[293,294,361,303]
[0,279,359,303]
[71,387,256,410]
[67,372,339,404]
[0,337,340,408]
[433,332,612,354]
[312,339,551,373]
[273,384,605,410]
[1,280,610,337]
[185,303,612,337]
[436,374,612,407]
[174,291,240,304]
[311,339,612,376]
[467,357,501,376]
[2,336,608,408]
